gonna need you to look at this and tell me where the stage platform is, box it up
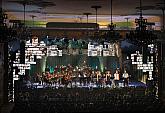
[22,80,147,89]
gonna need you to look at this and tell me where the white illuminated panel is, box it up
[59,50,62,56]
[88,50,98,56]
[103,50,110,56]
[36,56,42,59]
[13,37,63,79]
[40,41,46,46]
[131,44,156,80]
[46,45,62,56]
[148,44,154,54]
[88,42,115,56]
[32,38,39,46]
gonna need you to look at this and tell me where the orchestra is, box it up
[33,64,130,88]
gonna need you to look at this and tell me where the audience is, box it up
[11,87,164,113]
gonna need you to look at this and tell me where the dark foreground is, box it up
[11,86,164,113]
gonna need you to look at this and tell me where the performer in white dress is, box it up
[114,70,120,80]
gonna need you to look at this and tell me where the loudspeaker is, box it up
[20,41,25,64]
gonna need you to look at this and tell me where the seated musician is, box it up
[47,72,52,85]
[86,71,91,85]
[34,73,38,83]
[122,70,129,87]
[58,72,63,85]
[100,73,106,86]
[114,70,120,87]
[83,73,88,86]
[67,71,72,87]
[42,72,47,84]
[62,71,71,87]
[41,72,45,85]
[35,73,41,84]
[44,72,50,85]
[51,73,58,85]
[91,71,95,83]
[79,72,83,86]
[71,70,77,86]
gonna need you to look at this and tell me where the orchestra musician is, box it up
[44,72,49,85]
[100,73,106,87]
[91,70,95,84]
[86,69,92,85]
[32,64,131,88]
[42,72,47,85]
[67,71,72,87]
[46,72,52,85]
[41,72,45,85]
[51,73,58,85]
[79,71,84,86]
[77,71,81,85]
[83,72,87,86]
[84,68,92,86]
[71,69,78,87]
[35,73,42,84]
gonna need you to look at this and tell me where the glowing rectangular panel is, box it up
[88,42,115,56]
[13,78,19,80]
[36,56,42,59]
[140,67,143,69]
[103,51,109,56]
